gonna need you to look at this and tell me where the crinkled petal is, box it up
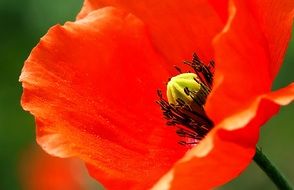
[153,83,294,190]
[153,0,294,188]
[20,7,186,189]
[207,0,293,124]
[21,0,294,189]
[247,0,294,78]
[77,0,224,65]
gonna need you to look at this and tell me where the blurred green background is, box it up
[0,0,293,189]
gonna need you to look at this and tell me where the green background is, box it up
[0,0,293,189]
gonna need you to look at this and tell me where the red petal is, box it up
[247,0,294,78]
[154,84,294,190]
[207,0,293,124]
[153,0,294,188]
[77,0,224,64]
[208,0,229,22]
[20,7,186,189]
[19,145,90,190]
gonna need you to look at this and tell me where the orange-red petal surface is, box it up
[21,0,294,189]
[248,0,294,78]
[20,7,187,189]
[207,0,294,125]
[78,0,224,66]
[19,145,91,190]
[153,0,294,189]
[154,84,294,190]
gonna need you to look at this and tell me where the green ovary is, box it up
[167,73,200,105]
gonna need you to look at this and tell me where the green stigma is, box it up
[167,73,200,105]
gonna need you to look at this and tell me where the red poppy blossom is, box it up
[20,0,294,189]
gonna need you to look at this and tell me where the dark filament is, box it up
[156,53,215,146]
[183,53,214,88]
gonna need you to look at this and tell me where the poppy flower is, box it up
[20,0,294,189]
[19,145,99,190]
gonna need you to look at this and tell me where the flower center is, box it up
[157,53,214,146]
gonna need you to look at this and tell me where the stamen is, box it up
[174,65,182,73]
[183,53,214,88]
[157,53,215,146]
